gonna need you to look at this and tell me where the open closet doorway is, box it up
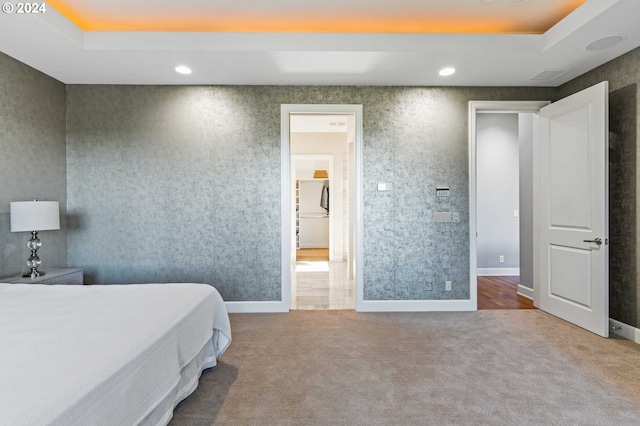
[290,115,354,309]
[294,155,333,262]
[469,101,548,311]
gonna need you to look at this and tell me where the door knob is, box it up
[583,238,602,246]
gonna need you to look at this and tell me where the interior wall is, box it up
[0,52,67,278]
[519,113,535,290]
[558,46,640,328]
[295,159,331,179]
[65,85,555,302]
[476,113,520,270]
[291,132,347,156]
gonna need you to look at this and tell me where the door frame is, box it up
[469,101,550,309]
[281,104,364,312]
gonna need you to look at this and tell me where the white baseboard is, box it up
[477,268,520,276]
[517,285,534,300]
[227,300,475,313]
[609,318,640,344]
[225,301,288,313]
[358,299,475,312]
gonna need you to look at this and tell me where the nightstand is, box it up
[1,268,84,285]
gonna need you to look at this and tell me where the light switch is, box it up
[514,210,519,218]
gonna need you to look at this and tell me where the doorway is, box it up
[469,101,549,310]
[280,104,364,312]
[291,121,351,309]
[476,112,532,310]
[294,155,333,262]
[471,83,610,336]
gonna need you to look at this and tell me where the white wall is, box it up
[295,158,331,179]
[477,113,520,271]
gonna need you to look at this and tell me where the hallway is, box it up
[292,254,354,310]
[477,276,535,310]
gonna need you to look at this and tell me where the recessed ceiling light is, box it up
[439,67,456,76]
[175,65,192,75]
[585,35,625,51]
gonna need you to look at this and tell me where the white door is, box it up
[539,81,609,337]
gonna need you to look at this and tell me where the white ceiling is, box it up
[0,0,639,86]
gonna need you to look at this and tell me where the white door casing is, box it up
[539,81,609,337]
[281,104,364,312]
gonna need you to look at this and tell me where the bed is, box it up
[0,282,231,426]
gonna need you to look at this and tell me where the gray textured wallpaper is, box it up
[558,46,640,328]
[66,85,554,301]
[0,52,67,278]
[3,43,639,311]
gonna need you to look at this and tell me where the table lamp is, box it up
[10,200,60,278]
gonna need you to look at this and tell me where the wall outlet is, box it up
[499,255,504,263]
[445,280,452,291]
[426,281,433,291]
[452,212,460,223]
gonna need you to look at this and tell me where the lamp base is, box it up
[23,269,45,279]
[23,231,44,279]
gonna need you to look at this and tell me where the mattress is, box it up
[0,283,231,426]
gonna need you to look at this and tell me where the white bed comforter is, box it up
[0,283,231,426]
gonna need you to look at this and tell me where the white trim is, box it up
[532,114,541,308]
[517,284,534,300]
[477,268,520,276]
[469,100,549,312]
[609,318,640,344]
[225,301,288,313]
[281,104,364,313]
[359,300,475,312]
[281,109,292,311]
[354,108,364,312]
[469,101,549,113]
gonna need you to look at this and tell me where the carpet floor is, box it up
[170,310,640,425]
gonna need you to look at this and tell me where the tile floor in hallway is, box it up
[291,261,354,310]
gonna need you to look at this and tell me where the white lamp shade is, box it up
[10,201,60,232]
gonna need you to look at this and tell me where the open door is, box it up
[539,81,609,337]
